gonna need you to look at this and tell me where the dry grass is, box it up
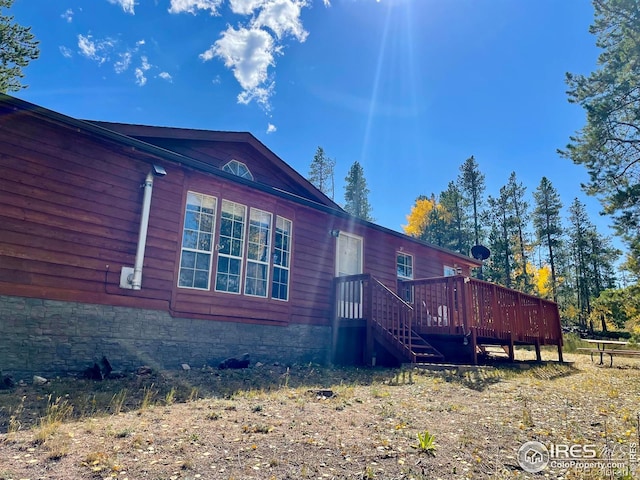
[1,350,639,479]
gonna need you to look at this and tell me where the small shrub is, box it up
[415,430,437,455]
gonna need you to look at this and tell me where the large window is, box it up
[245,208,272,297]
[178,192,217,289]
[215,200,246,294]
[177,191,293,301]
[272,216,292,301]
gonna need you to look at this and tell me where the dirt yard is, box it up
[1,350,639,480]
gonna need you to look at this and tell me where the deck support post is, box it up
[508,332,515,362]
[471,328,478,365]
[331,280,339,365]
[365,320,374,366]
[534,340,542,362]
[557,341,564,363]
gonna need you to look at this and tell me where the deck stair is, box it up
[375,324,444,363]
[477,345,510,358]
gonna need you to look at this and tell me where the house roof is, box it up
[0,93,481,267]
[88,121,342,210]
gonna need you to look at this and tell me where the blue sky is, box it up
[11,0,615,251]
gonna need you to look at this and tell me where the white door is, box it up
[336,232,363,318]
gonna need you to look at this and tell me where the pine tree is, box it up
[459,155,486,247]
[440,181,472,255]
[308,146,335,200]
[532,177,563,302]
[506,172,532,291]
[560,0,640,274]
[344,161,373,221]
[0,0,39,92]
[485,187,514,287]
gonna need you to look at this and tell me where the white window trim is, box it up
[397,252,414,280]
[177,191,217,291]
[271,215,292,302]
[215,200,247,295]
[244,208,272,298]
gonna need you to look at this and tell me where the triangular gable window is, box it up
[223,159,254,180]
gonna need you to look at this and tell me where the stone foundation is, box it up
[0,295,331,380]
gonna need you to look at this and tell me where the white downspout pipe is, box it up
[130,165,166,290]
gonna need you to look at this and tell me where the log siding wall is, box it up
[0,102,477,376]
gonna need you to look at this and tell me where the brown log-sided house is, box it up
[0,94,562,378]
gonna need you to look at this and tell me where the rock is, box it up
[33,375,48,385]
[181,363,191,371]
[308,389,335,399]
[137,366,152,376]
[1,374,15,389]
[99,356,112,378]
[83,363,102,380]
[255,362,264,368]
[218,353,250,370]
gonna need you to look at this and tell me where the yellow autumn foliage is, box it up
[403,197,451,238]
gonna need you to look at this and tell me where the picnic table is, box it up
[577,339,640,366]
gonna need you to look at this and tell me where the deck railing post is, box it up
[364,277,375,366]
[331,278,339,364]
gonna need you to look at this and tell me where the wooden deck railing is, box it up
[334,274,415,362]
[334,274,563,364]
[398,275,563,346]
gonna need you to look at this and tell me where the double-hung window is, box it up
[215,200,246,294]
[397,252,414,302]
[245,208,272,297]
[272,216,292,301]
[178,192,217,289]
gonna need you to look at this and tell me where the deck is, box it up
[332,274,563,365]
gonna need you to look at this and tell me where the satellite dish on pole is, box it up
[471,245,490,281]
[471,245,490,261]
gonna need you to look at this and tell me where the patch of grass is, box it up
[109,388,128,414]
[35,395,73,444]
[7,395,25,436]
[140,384,157,410]
[164,387,177,405]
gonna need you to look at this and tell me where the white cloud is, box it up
[135,68,147,86]
[231,0,308,41]
[59,46,73,58]
[159,72,173,82]
[136,39,145,46]
[61,9,74,22]
[134,56,152,86]
[114,51,132,73]
[107,0,136,14]
[140,56,151,71]
[177,0,313,107]
[168,0,223,15]
[202,26,277,106]
[266,123,277,134]
[77,34,114,64]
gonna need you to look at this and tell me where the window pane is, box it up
[179,268,194,287]
[195,252,210,270]
[194,271,209,289]
[183,230,198,249]
[181,251,196,268]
